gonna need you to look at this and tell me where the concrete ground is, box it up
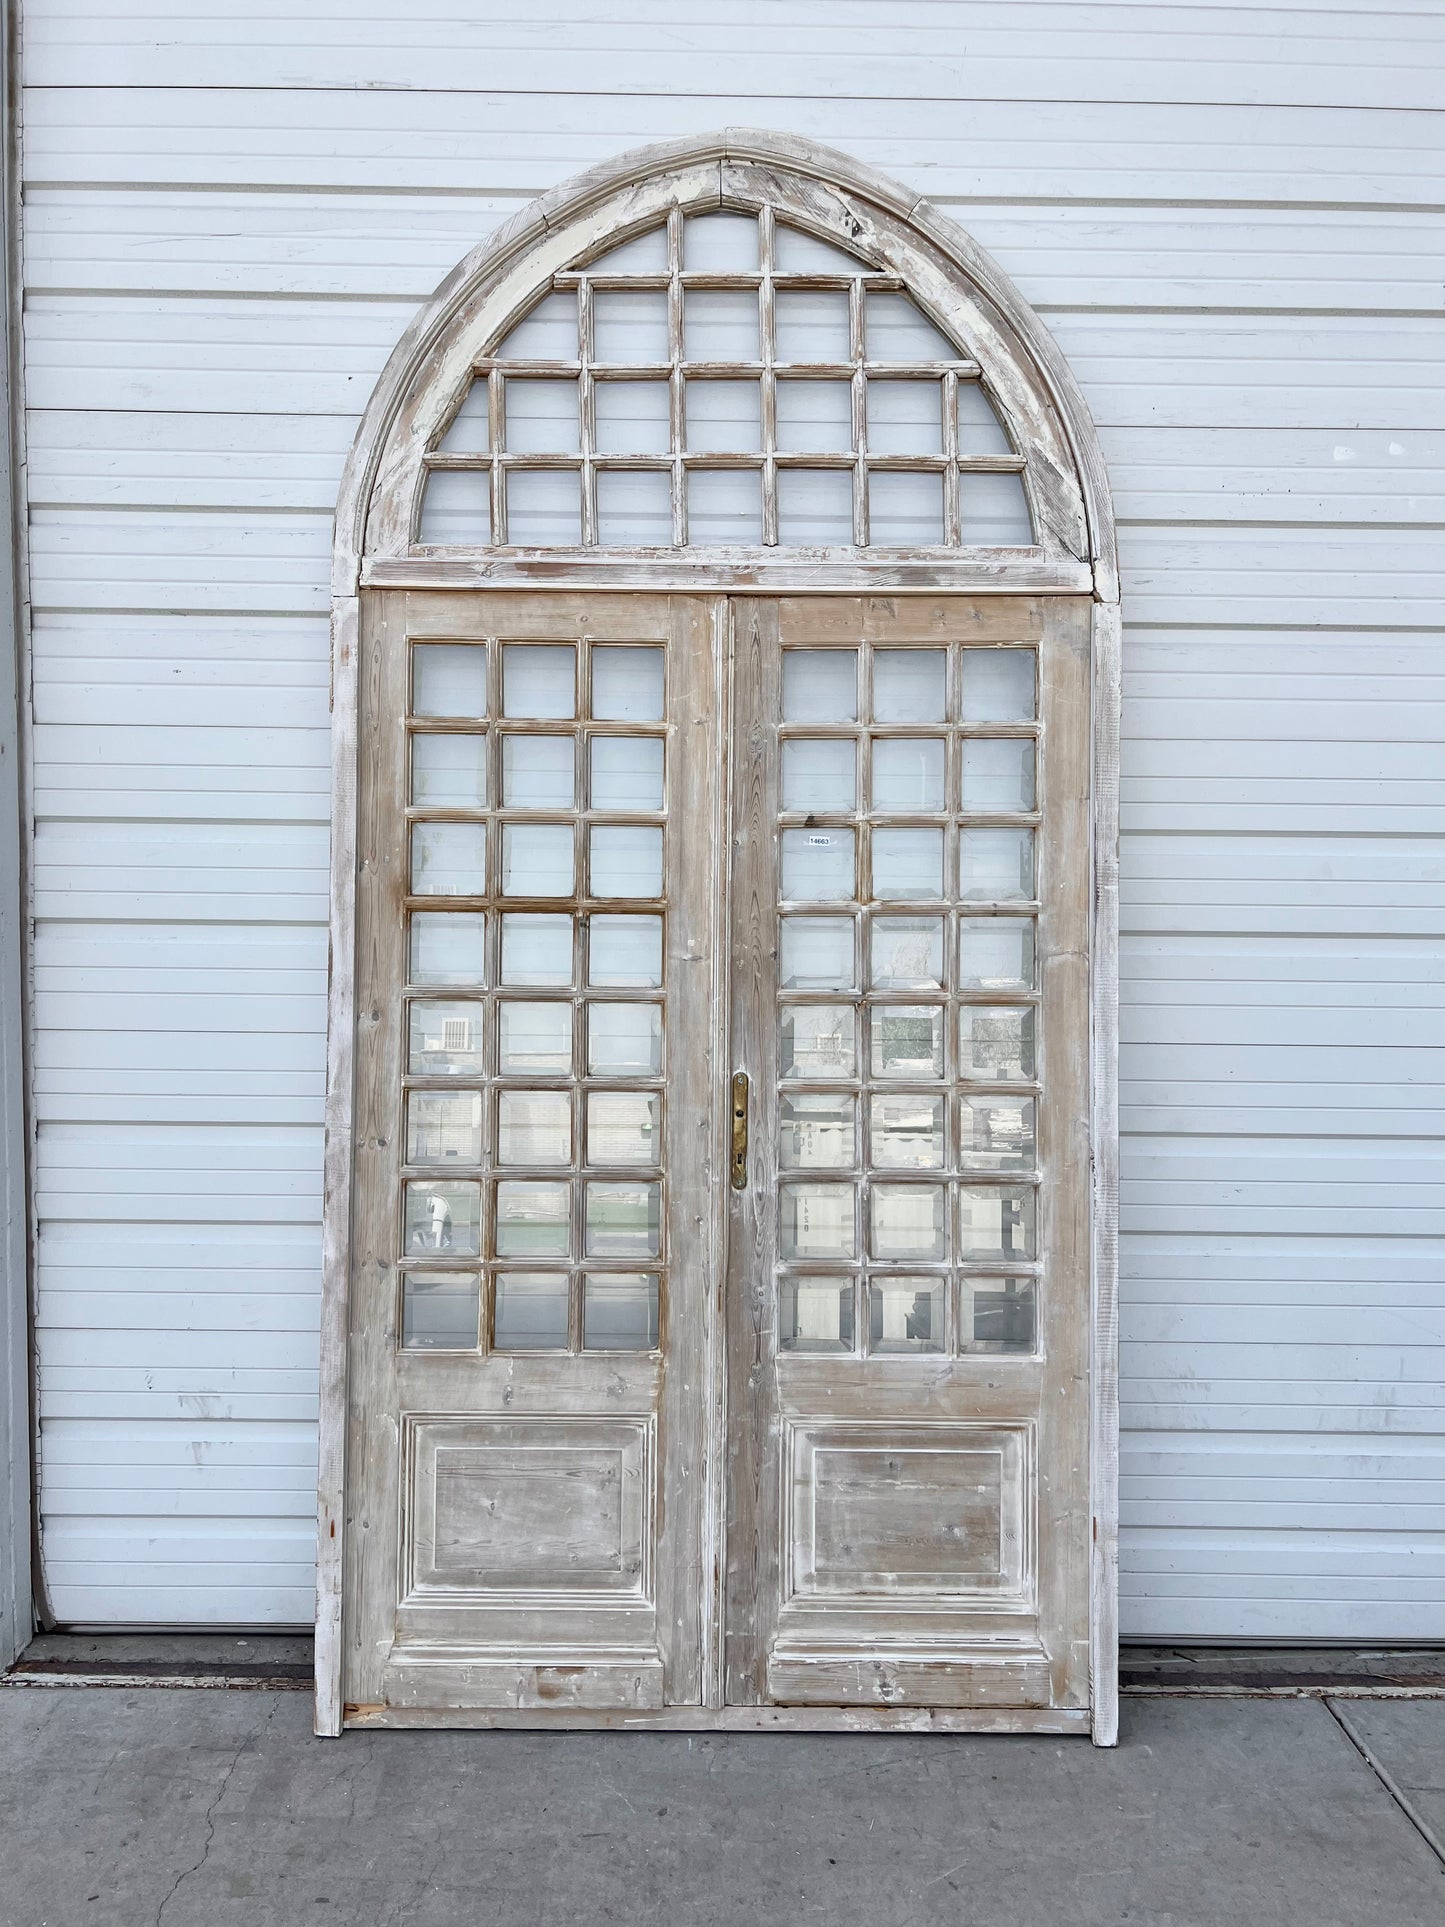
[1,1666,1442,1926]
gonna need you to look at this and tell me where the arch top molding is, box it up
[336,129,1118,602]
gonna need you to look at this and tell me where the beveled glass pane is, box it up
[774,224,866,273]
[410,912,486,986]
[959,916,1035,990]
[870,916,944,990]
[585,1181,661,1258]
[502,822,573,897]
[686,380,761,454]
[688,466,763,541]
[590,824,664,898]
[685,212,758,271]
[685,288,759,361]
[407,1090,483,1165]
[778,1276,854,1353]
[495,1180,570,1257]
[497,1000,572,1075]
[504,377,579,454]
[587,1001,662,1075]
[960,826,1035,902]
[960,1005,1036,1081]
[583,1273,659,1351]
[418,468,490,545]
[412,822,486,897]
[412,733,487,807]
[870,1004,944,1079]
[873,649,946,724]
[413,642,486,719]
[497,1089,571,1165]
[870,1092,945,1170]
[502,643,576,719]
[782,827,855,902]
[868,380,943,455]
[871,827,943,900]
[438,379,489,453]
[956,380,1013,455]
[404,1178,481,1257]
[866,290,955,361]
[507,468,582,546]
[592,646,664,721]
[586,1091,660,1166]
[409,999,485,1076]
[777,468,854,546]
[869,469,944,545]
[775,288,850,362]
[775,380,852,454]
[960,1094,1036,1172]
[588,914,663,987]
[962,648,1036,722]
[500,912,573,986]
[868,1276,944,1354]
[780,1091,856,1169]
[401,1271,480,1351]
[781,1004,855,1078]
[501,733,574,809]
[782,738,856,812]
[590,736,664,811]
[493,1272,569,1350]
[594,380,670,456]
[871,1183,945,1260]
[780,1182,855,1259]
[958,1184,1037,1261]
[497,290,576,359]
[963,738,1036,812]
[871,738,946,813]
[780,917,855,991]
[966,1276,1038,1353]
[782,649,857,722]
[960,470,1033,544]
[593,289,668,362]
[586,227,668,273]
[596,469,672,545]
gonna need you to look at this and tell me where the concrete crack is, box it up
[153,1698,278,1926]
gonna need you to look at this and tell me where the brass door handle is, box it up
[730,1072,749,1190]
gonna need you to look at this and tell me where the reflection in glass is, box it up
[412,733,486,807]
[596,468,671,545]
[409,999,485,1077]
[781,1004,855,1078]
[411,822,486,897]
[866,289,955,360]
[588,227,669,273]
[500,913,573,986]
[780,918,854,990]
[497,290,576,359]
[504,377,578,453]
[870,1093,944,1170]
[959,917,1034,990]
[587,1001,662,1075]
[776,288,850,361]
[775,380,852,453]
[401,1272,480,1351]
[588,914,663,987]
[959,470,1033,545]
[871,1183,946,1260]
[870,917,943,990]
[406,1090,483,1164]
[780,1092,856,1169]
[502,822,574,897]
[783,738,856,813]
[776,468,854,545]
[962,649,1035,721]
[780,1182,855,1258]
[495,1180,570,1257]
[497,1001,572,1075]
[502,734,574,809]
[870,1005,944,1079]
[872,827,943,900]
[591,737,664,810]
[868,380,942,455]
[410,912,486,986]
[778,1276,854,1353]
[583,1274,659,1350]
[871,737,945,812]
[404,1179,481,1257]
[592,646,664,722]
[684,288,759,361]
[869,470,944,545]
[585,1181,661,1258]
[959,1005,1035,1081]
[966,1276,1038,1354]
[958,1185,1036,1261]
[960,1094,1036,1171]
[438,379,489,452]
[688,466,763,541]
[507,469,582,546]
[773,224,865,273]
[493,1272,570,1350]
[783,650,857,722]
[502,643,576,719]
[781,827,855,901]
[962,738,1035,813]
[868,1277,944,1354]
[412,642,486,719]
[497,1089,571,1166]
[594,379,669,455]
[956,380,1013,456]
[590,825,664,898]
[684,212,758,272]
[586,1091,660,1166]
[593,288,669,361]
[873,650,945,723]
[685,381,761,455]
[960,826,1034,902]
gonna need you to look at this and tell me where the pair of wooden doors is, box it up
[340,586,1093,1730]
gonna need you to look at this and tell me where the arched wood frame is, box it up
[318,130,1120,1740]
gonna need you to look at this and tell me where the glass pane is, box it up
[438,379,489,453]
[594,380,670,455]
[585,1181,661,1258]
[956,380,1013,455]
[960,826,1035,902]
[596,469,672,545]
[404,1179,481,1257]
[868,380,942,455]
[779,1276,854,1353]
[592,646,664,721]
[960,1005,1036,1082]
[780,1182,855,1259]
[413,642,485,719]
[504,378,578,454]
[783,649,857,723]
[500,912,573,986]
[782,827,855,901]
[963,738,1036,812]
[684,212,757,271]
[686,380,760,454]
[586,227,668,273]
[688,466,763,541]
[775,380,852,454]
[497,1000,571,1075]
[497,1089,571,1165]
[774,224,865,273]
[959,917,1035,990]
[866,291,955,361]
[870,1093,944,1170]
[782,738,856,812]
[590,824,664,897]
[780,1091,856,1169]
[406,1090,483,1164]
[685,288,759,361]
[871,827,943,900]
[583,1273,659,1351]
[871,738,945,812]
[507,469,581,546]
[501,734,573,810]
[418,468,490,545]
[412,734,486,808]
[873,650,946,724]
[593,289,668,362]
[502,822,574,897]
[868,1276,943,1354]
[409,999,485,1076]
[871,1183,946,1260]
[870,916,944,990]
[591,737,664,811]
[497,290,576,359]
[412,822,486,897]
[777,468,854,545]
[959,470,1033,544]
[587,1001,662,1075]
[962,649,1036,722]
[958,1185,1037,1261]
[960,1094,1036,1171]
[870,1005,944,1079]
[869,469,944,545]
[588,914,663,987]
[494,1180,570,1257]
[966,1276,1037,1353]
[586,1091,660,1166]
[410,912,486,986]
[781,1004,855,1077]
[503,643,575,719]
[775,289,850,362]
[401,1272,480,1351]
[780,917,855,990]
[493,1273,569,1351]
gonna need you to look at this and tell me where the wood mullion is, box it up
[943,369,961,546]
[667,206,686,546]
[850,279,868,547]
[488,368,506,544]
[579,279,598,547]
[759,204,778,548]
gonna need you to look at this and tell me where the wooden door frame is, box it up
[318,131,1120,1742]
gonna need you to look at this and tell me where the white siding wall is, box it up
[19,1,1445,1632]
